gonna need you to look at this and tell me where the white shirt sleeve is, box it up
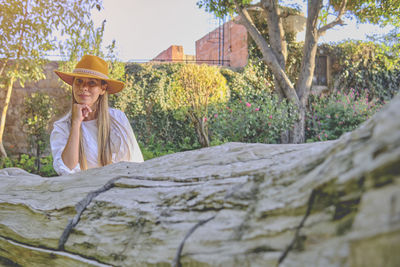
[111,109,144,163]
[50,115,81,176]
[123,112,144,163]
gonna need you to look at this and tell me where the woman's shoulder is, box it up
[53,111,71,129]
[109,107,127,119]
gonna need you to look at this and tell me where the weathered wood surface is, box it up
[1,94,400,267]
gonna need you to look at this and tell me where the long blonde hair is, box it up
[72,79,112,170]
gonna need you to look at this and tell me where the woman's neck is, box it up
[83,112,97,121]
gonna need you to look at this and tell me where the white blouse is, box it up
[50,108,144,176]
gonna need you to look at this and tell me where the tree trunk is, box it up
[234,3,299,106]
[0,58,9,78]
[192,115,209,148]
[36,140,41,172]
[0,1,29,158]
[290,0,322,143]
[234,1,301,145]
[0,76,16,158]
[235,0,332,144]
[262,0,287,65]
[199,119,210,147]
[292,104,306,143]
[261,0,290,144]
[295,0,321,101]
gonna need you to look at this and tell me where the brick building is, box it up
[151,18,248,69]
[195,19,248,68]
[152,14,307,69]
[152,45,195,63]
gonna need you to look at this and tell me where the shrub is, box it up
[0,154,57,177]
[130,106,199,156]
[113,63,170,118]
[113,63,198,155]
[169,64,229,147]
[321,41,400,101]
[227,59,274,100]
[306,89,383,142]
[209,92,298,144]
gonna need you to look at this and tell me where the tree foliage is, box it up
[196,0,400,143]
[0,0,102,157]
[169,64,229,147]
[23,92,54,171]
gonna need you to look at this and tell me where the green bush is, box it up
[221,59,274,101]
[209,92,298,144]
[113,63,199,156]
[0,154,57,177]
[306,89,383,142]
[211,60,298,144]
[130,107,200,157]
[169,63,229,147]
[321,41,400,101]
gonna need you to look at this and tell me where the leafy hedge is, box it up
[112,63,200,157]
[321,41,400,100]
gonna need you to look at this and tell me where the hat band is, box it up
[73,68,109,79]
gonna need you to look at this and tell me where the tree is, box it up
[0,0,102,157]
[23,92,54,171]
[197,0,400,143]
[169,64,229,147]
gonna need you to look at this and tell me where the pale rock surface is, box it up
[1,94,400,267]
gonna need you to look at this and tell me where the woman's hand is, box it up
[71,104,93,125]
[62,103,92,170]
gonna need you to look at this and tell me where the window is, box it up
[313,55,328,86]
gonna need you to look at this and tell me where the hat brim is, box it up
[54,70,125,94]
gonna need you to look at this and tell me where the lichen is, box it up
[366,159,400,188]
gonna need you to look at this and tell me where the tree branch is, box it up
[233,0,299,105]
[318,0,348,36]
[247,2,263,12]
[295,0,322,103]
[0,58,9,78]
[260,0,287,66]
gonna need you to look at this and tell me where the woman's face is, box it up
[73,77,106,108]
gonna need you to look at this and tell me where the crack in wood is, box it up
[172,215,216,267]
[277,189,316,266]
[58,175,131,250]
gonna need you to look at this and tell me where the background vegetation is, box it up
[1,38,399,176]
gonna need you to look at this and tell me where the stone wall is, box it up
[0,62,70,156]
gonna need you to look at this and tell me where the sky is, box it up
[92,0,391,62]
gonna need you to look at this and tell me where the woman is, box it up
[50,55,143,176]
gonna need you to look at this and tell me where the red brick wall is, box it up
[152,45,185,62]
[196,20,248,68]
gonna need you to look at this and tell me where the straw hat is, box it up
[54,55,125,94]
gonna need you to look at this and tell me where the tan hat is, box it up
[54,55,125,94]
